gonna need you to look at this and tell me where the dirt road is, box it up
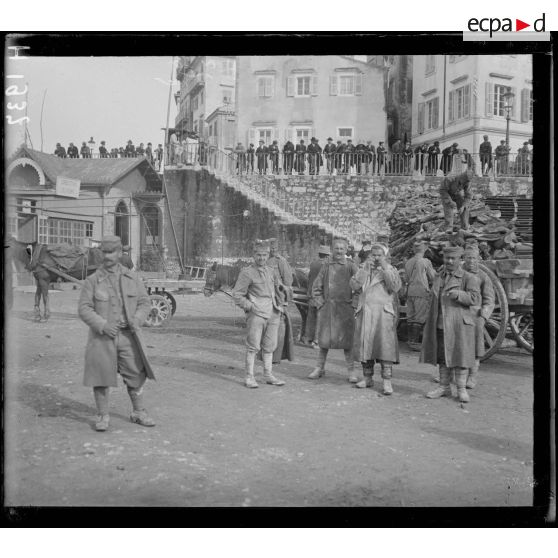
[4,286,534,507]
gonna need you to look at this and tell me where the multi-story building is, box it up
[411,55,533,153]
[368,55,413,147]
[235,55,386,147]
[175,56,236,143]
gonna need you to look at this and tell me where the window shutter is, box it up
[287,76,295,97]
[257,77,264,97]
[463,84,471,118]
[485,82,493,117]
[311,75,318,96]
[248,127,256,146]
[286,127,293,142]
[432,97,439,129]
[417,102,425,134]
[448,91,454,122]
[511,86,518,119]
[274,127,279,142]
[520,88,529,122]
[329,74,338,96]
[270,77,275,98]
[355,73,363,95]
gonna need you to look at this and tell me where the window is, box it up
[295,127,311,142]
[329,73,362,96]
[257,128,273,143]
[221,58,234,77]
[222,88,232,104]
[7,215,18,238]
[337,127,354,139]
[493,84,508,117]
[448,84,471,122]
[257,76,274,98]
[417,97,439,132]
[521,88,533,122]
[192,95,199,111]
[38,216,48,243]
[297,76,311,96]
[46,218,93,246]
[425,55,436,75]
[529,90,533,120]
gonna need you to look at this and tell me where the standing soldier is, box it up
[351,244,402,394]
[495,140,509,175]
[355,140,367,175]
[323,137,336,175]
[309,238,359,383]
[282,139,295,175]
[421,245,481,403]
[376,141,387,175]
[439,168,474,232]
[232,240,286,388]
[440,142,458,175]
[366,140,376,174]
[402,141,413,174]
[305,244,331,347]
[479,134,492,176]
[344,139,356,174]
[307,137,323,176]
[67,142,79,158]
[80,141,91,158]
[462,246,495,389]
[268,140,280,174]
[234,142,247,174]
[295,139,307,175]
[427,141,440,175]
[414,143,428,174]
[78,236,156,431]
[404,241,436,351]
[246,143,255,174]
[98,141,109,158]
[335,140,345,174]
[256,139,268,175]
[54,143,67,158]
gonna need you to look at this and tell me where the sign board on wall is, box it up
[56,176,81,198]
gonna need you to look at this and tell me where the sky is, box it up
[5,56,178,156]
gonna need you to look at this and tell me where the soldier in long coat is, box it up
[304,244,330,346]
[309,238,359,383]
[256,140,268,174]
[463,246,495,389]
[421,245,481,403]
[232,240,286,388]
[335,140,345,173]
[427,141,440,175]
[404,241,436,351]
[268,140,280,174]
[351,244,402,395]
[295,139,307,174]
[307,137,323,175]
[246,143,255,173]
[323,137,336,175]
[282,140,295,175]
[78,236,155,431]
[479,135,493,175]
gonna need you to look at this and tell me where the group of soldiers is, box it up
[231,233,494,405]
[233,137,389,176]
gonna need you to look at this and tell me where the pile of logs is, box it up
[387,192,532,267]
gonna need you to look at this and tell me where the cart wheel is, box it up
[479,263,510,361]
[162,292,177,316]
[144,294,171,327]
[510,311,534,353]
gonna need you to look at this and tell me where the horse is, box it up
[8,238,103,321]
[204,261,309,341]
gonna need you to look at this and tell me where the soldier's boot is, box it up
[128,386,156,426]
[93,386,110,432]
[345,349,359,383]
[263,352,285,386]
[356,361,374,388]
[34,305,42,322]
[466,360,480,389]
[244,351,259,388]
[455,368,470,403]
[426,365,452,398]
[308,348,327,379]
[407,323,422,352]
[381,362,394,395]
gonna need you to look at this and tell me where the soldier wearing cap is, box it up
[462,245,495,389]
[309,238,359,383]
[256,140,268,175]
[323,137,336,175]
[439,166,474,232]
[282,139,295,175]
[304,244,331,346]
[295,139,307,175]
[78,235,155,431]
[351,243,402,394]
[479,135,493,175]
[232,239,286,388]
[268,140,280,174]
[403,241,436,351]
[246,143,255,173]
[440,142,459,175]
[495,140,510,174]
[421,245,481,403]
[307,137,323,176]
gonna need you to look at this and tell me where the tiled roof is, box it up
[11,147,158,187]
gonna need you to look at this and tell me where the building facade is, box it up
[175,56,236,142]
[411,55,533,153]
[235,55,386,147]
[6,147,163,269]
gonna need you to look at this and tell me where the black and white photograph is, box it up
[2,32,553,523]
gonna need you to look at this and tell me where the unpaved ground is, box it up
[4,286,534,507]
